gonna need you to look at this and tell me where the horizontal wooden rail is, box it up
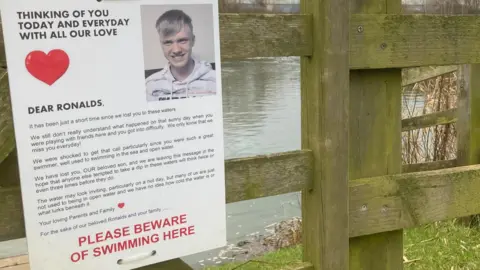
[3,150,480,241]
[402,65,458,87]
[219,13,312,59]
[0,14,479,68]
[0,255,28,269]
[402,159,457,173]
[0,150,312,241]
[350,164,480,237]
[225,150,312,203]
[401,108,457,132]
[350,14,480,69]
[0,14,314,67]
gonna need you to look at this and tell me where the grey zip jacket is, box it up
[145,58,216,101]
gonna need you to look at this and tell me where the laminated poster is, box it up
[0,0,226,269]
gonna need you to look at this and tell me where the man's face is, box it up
[160,24,195,69]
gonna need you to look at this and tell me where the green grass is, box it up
[205,220,480,270]
[203,245,304,270]
[404,220,480,269]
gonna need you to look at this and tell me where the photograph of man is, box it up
[145,9,216,102]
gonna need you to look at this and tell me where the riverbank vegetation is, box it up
[205,67,480,269]
[205,219,480,270]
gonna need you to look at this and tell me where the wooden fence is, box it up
[2,0,480,269]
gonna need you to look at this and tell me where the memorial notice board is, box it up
[0,0,226,269]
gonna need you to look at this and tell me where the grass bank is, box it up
[204,219,480,270]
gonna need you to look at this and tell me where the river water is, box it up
[0,55,434,269]
[181,57,429,268]
[0,57,428,269]
[182,57,303,268]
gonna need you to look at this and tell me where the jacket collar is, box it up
[158,58,199,83]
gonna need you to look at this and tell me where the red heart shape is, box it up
[118,203,125,209]
[25,49,69,86]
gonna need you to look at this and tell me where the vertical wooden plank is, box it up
[300,0,350,269]
[349,0,403,269]
[456,64,480,226]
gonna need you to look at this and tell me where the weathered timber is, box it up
[225,150,312,203]
[0,68,13,165]
[456,64,480,226]
[0,255,28,270]
[350,14,480,69]
[4,159,480,241]
[457,65,480,174]
[402,159,457,173]
[300,0,350,268]
[350,164,480,237]
[0,14,479,67]
[349,0,404,269]
[0,14,313,66]
[401,108,457,132]
[0,150,312,240]
[402,65,458,86]
[219,14,312,59]
[0,187,24,241]
[349,70,403,269]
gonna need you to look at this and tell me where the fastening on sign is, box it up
[117,250,157,265]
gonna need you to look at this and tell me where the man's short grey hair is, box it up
[155,9,194,39]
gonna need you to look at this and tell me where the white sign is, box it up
[0,0,226,269]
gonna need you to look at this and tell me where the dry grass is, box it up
[401,69,458,164]
[207,219,480,270]
[205,66,476,269]
[214,3,480,270]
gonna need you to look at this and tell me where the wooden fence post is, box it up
[300,0,350,269]
[348,0,404,269]
[456,64,480,226]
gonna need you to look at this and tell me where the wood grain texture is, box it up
[456,65,480,168]
[0,14,480,67]
[0,68,13,165]
[455,64,480,226]
[225,150,312,203]
[350,164,480,237]
[300,0,350,268]
[0,255,28,269]
[401,108,457,132]
[219,14,312,59]
[0,150,311,240]
[349,1,404,269]
[402,159,457,173]
[402,65,458,86]
[3,158,480,241]
[348,69,403,270]
[350,14,480,69]
[0,187,25,241]
[0,14,312,66]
